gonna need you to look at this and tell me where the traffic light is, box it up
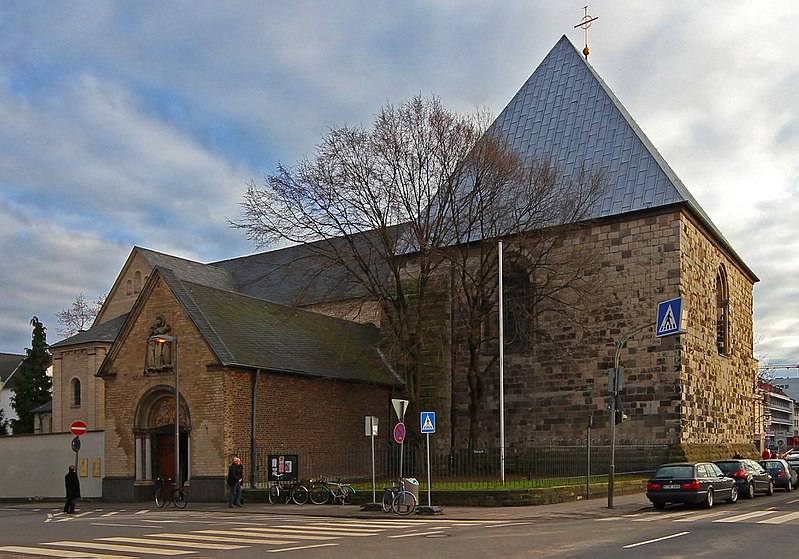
[614,409,628,425]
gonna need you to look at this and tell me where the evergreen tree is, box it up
[10,316,51,434]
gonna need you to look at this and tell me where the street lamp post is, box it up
[150,334,179,486]
[608,323,652,509]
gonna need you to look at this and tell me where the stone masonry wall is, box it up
[52,344,108,433]
[677,213,757,445]
[448,209,756,449]
[103,277,225,479]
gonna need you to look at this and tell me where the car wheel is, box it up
[766,480,774,496]
[725,484,738,504]
[703,488,714,509]
[652,500,666,510]
[788,480,794,492]
[745,481,755,499]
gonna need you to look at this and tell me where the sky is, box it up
[1,2,797,371]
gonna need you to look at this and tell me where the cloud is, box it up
[0,1,797,369]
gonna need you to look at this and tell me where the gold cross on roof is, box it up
[574,6,599,60]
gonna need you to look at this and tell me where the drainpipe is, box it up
[251,368,261,487]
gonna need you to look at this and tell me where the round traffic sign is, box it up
[70,420,87,436]
[393,422,406,444]
[71,436,81,452]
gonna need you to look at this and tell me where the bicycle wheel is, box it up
[268,485,281,504]
[381,489,394,512]
[310,484,330,504]
[174,489,187,509]
[154,488,166,508]
[292,484,309,505]
[392,491,417,515]
[342,485,356,505]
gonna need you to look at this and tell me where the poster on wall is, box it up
[267,454,299,482]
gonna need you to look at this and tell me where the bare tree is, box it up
[234,95,607,446]
[55,293,106,338]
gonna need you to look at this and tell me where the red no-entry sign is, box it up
[70,420,87,436]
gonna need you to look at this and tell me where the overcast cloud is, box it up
[1,1,796,371]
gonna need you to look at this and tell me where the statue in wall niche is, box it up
[145,315,173,373]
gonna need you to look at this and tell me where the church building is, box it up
[49,36,758,501]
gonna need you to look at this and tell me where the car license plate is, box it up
[663,484,680,490]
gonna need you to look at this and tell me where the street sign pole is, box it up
[417,412,442,515]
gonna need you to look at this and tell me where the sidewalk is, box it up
[5,492,653,521]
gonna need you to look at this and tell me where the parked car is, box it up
[784,451,799,474]
[714,459,774,498]
[760,458,798,491]
[646,462,738,509]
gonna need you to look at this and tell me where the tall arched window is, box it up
[503,266,534,350]
[71,378,81,407]
[133,270,142,294]
[716,266,730,355]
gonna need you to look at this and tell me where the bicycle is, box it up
[154,477,187,509]
[309,476,356,505]
[391,478,417,515]
[381,480,401,512]
[268,473,309,505]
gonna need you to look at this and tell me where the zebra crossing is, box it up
[0,515,492,558]
[597,507,799,526]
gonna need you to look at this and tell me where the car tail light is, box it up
[732,470,747,479]
[647,482,662,491]
[776,471,785,477]
[682,480,701,490]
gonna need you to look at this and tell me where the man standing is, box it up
[227,456,243,508]
[64,465,80,514]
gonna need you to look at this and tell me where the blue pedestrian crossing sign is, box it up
[657,297,684,337]
[420,411,436,434]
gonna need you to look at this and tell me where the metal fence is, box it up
[236,443,669,490]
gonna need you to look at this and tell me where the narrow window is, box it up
[72,378,81,407]
[133,270,142,294]
[504,266,534,350]
[126,279,133,296]
[716,266,729,355]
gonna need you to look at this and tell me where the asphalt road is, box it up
[1,490,798,558]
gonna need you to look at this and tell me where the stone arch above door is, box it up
[134,385,190,431]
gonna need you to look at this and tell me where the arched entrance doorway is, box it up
[134,386,190,485]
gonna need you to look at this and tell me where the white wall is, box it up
[0,387,19,423]
[0,431,104,499]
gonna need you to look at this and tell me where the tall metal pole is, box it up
[608,323,652,508]
[498,241,505,484]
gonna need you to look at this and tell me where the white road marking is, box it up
[623,531,690,549]
[266,543,339,553]
[756,510,799,524]
[673,511,726,522]
[388,530,446,538]
[272,524,379,536]
[0,546,133,559]
[200,528,338,541]
[156,532,297,545]
[101,511,121,517]
[100,536,243,550]
[44,541,191,555]
[713,510,774,523]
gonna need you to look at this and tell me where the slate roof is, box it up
[0,352,24,385]
[50,313,129,348]
[492,35,752,277]
[159,268,400,386]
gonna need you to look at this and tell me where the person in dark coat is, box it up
[227,456,243,508]
[64,465,80,513]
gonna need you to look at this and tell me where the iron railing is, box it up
[234,443,669,490]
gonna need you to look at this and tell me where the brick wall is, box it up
[51,344,108,433]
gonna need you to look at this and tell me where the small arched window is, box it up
[716,266,730,355]
[133,271,142,294]
[126,279,133,296]
[71,378,81,407]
